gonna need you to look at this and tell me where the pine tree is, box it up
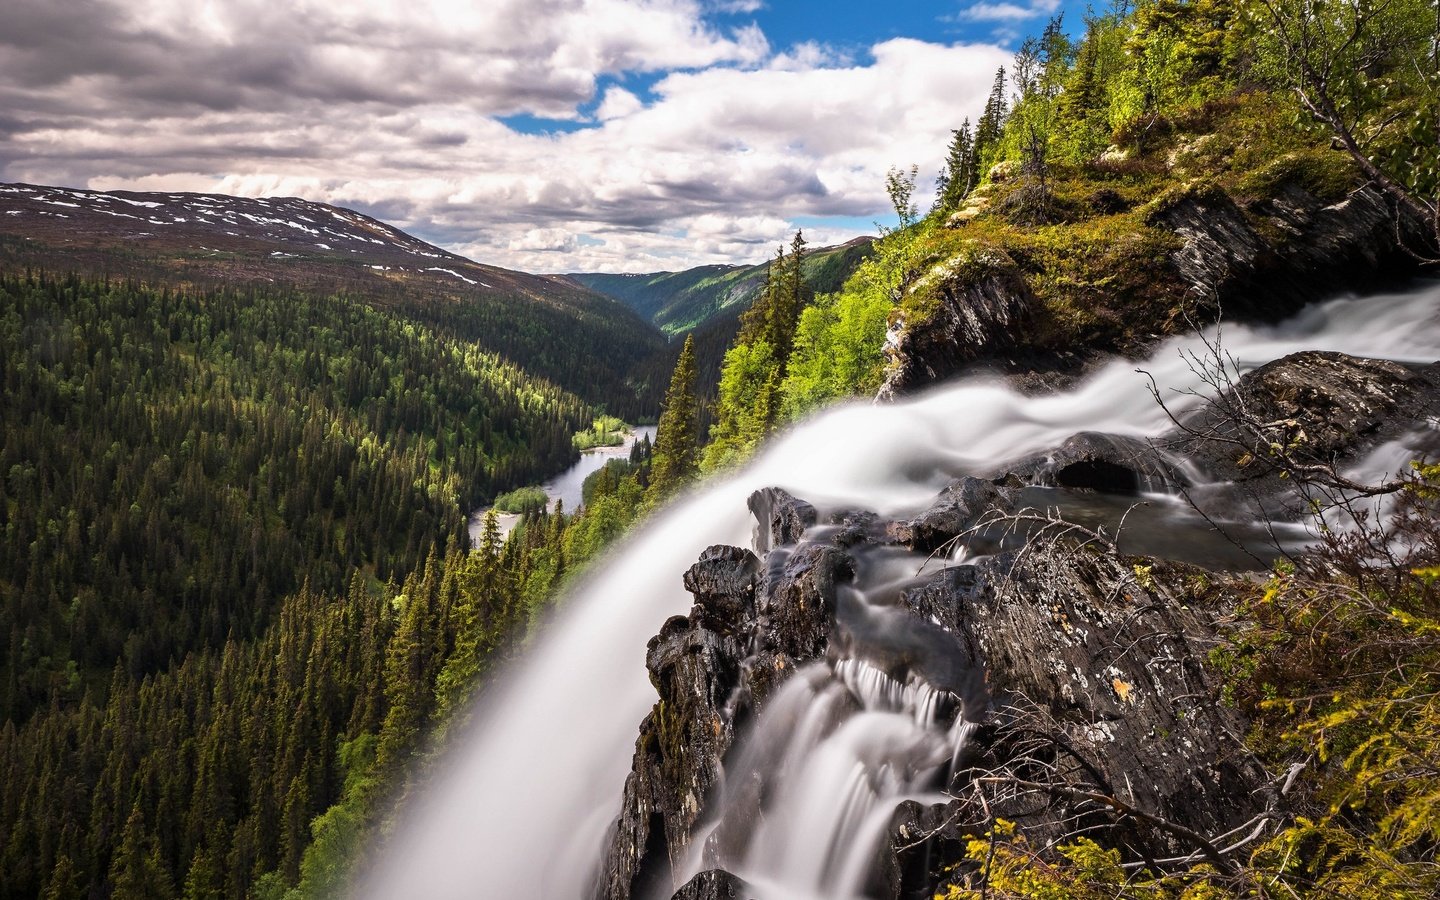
[771,230,808,371]
[974,67,1009,177]
[645,336,700,505]
[936,120,977,212]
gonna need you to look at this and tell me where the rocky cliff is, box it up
[880,177,1430,399]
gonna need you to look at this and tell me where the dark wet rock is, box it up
[601,479,1276,900]
[905,548,1269,860]
[747,487,816,553]
[670,869,754,900]
[826,508,889,548]
[833,584,990,723]
[758,542,847,662]
[878,263,1038,400]
[596,518,849,899]
[1170,351,1440,518]
[1147,182,1425,321]
[1004,431,1189,495]
[888,476,1017,553]
[882,800,974,900]
[596,615,746,900]
[684,546,761,636]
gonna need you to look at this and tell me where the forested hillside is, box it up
[0,268,603,897]
[568,236,871,337]
[0,187,669,420]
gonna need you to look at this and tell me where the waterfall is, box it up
[357,280,1440,900]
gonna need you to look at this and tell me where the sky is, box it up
[0,0,1086,273]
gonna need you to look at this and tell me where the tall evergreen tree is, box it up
[936,120,978,212]
[974,67,1009,176]
[646,336,700,505]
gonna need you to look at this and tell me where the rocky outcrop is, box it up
[908,552,1266,857]
[1167,351,1440,519]
[1003,431,1190,494]
[595,494,847,900]
[1148,182,1426,321]
[881,177,1425,399]
[886,475,1017,553]
[598,497,1268,899]
[878,262,1038,399]
[595,349,1440,900]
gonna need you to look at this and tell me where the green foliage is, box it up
[936,121,979,214]
[1242,0,1439,248]
[493,486,550,515]
[572,415,627,450]
[0,268,619,900]
[702,340,780,472]
[0,272,591,724]
[571,239,870,339]
[781,218,938,416]
[1110,0,1241,144]
[647,336,701,503]
[975,67,1011,176]
[703,231,813,471]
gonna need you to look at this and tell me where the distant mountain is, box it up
[566,236,873,337]
[0,182,667,418]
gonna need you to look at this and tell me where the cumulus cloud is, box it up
[1,0,1011,272]
[954,0,1063,23]
[595,87,645,121]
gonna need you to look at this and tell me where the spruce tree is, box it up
[645,336,700,505]
[974,67,1009,176]
[937,120,977,212]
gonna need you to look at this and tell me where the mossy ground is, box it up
[902,90,1357,358]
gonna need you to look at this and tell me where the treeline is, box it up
[0,433,668,900]
[382,282,667,422]
[0,271,591,725]
[0,238,669,423]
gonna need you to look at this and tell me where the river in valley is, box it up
[467,425,657,545]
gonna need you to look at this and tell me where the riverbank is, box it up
[467,425,657,545]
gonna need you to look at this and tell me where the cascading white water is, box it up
[357,281,1440,900]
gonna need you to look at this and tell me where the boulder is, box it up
[1169,351,1440,519]
[887,476,1016,553]
[670,869,754,900]
[683,546,761,636]
[1004,431,1189,494]
[747,487,816,553]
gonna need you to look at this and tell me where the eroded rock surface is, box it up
[1169,351,1440,519]
[879,263,1038,399]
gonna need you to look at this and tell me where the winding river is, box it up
[466,425,657,544]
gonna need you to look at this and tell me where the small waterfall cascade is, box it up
[677,571,983,900]
[357,281,1440,900]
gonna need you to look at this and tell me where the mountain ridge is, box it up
[0,181,670,418]
[564,235,873,336]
